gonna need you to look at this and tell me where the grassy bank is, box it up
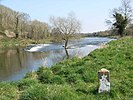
[0,37,133,100]
[0,36,82,47]
[0,38,52,47]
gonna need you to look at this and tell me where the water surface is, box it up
[0,37,113,81]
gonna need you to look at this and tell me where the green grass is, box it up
[0,37,133,99]
[0,82,19,100]
[0,38,52,47]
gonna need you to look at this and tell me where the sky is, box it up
[0,0,131,33]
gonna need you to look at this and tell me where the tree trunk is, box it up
[63,39,69,59]
[64,39,68,49]
[64,48,69,59]
[15,17,19,38]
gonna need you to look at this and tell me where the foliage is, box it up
[113,12,128,37]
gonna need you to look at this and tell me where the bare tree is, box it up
[30,20,49,42]
[13,11,23,38]
[19,13,30,38]
[119,0,133,24]
[50,13,81,49]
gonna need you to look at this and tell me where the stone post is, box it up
[98,68,110,93]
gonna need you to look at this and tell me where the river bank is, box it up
[0,37,133,99]
[0,36,115,48]
[0,37,111,81]
[0,38,53,47]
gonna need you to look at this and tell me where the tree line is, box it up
[0,5,81,46]
[0,5,50,40]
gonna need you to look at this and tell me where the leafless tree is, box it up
[50,13,81,49]
[118,0,133,24]
[30,20,49,42]
[18,13,30,38]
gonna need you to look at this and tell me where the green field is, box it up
[0,37,133,100]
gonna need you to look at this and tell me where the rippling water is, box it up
[0,37,113,81]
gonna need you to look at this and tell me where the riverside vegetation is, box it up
[0,38,52,47]
[0,37,133,100]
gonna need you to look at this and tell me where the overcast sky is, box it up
[1,0,132,33]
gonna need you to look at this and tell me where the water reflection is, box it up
[0,37,113,81]
[0,47,48,81]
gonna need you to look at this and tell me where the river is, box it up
[0,37,114,81]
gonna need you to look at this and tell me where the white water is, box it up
[26,44,51,52]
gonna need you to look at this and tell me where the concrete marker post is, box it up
[98,68,110,93]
